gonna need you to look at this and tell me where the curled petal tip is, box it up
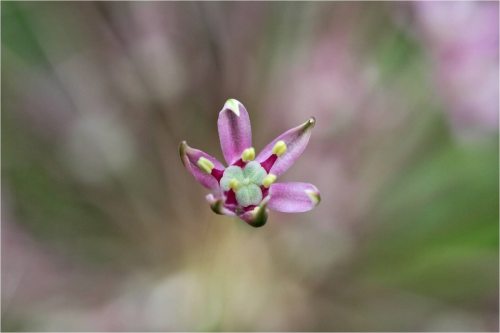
[240,199,269,228]
[307,117,316,128]
[206,194,235,216]
[179,141,188,166]
[300,117,316,131]
[247,206,268,228]
[223,98,242,116]
[305,189,321,206]
[179,140,187,151]
[210,199,226,215]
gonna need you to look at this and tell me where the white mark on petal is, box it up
[305,189,321,206]
[224,99,241,116]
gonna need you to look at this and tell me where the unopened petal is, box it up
[268,182,320,213]
[179,141,225,190]
[206,194,235,216]
[256,117,315,177]
[239,199,269,228]
[218,99,252,165]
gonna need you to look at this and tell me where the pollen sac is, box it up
[262,174,277,188]
[272,140,287,156]
[197,157,214,174]
[241,147,256,162]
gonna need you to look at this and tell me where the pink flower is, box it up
[415,1,499,137]
[180,99,320,227]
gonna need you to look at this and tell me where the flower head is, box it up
[180,99,320,227]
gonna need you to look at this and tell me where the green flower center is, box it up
[220,161,267,207]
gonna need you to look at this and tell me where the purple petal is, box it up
[268,182,320,213]
[256,117,315,177]
[179,141,224,191]
[206,194,235,216]
[218,99,252,165]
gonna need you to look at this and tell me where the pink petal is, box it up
[268,182,320,213]
[218,99,252,165]
[179,141,224,191]
[256,117,315,177]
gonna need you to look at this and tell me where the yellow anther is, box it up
[241,147,255,162]
[272,140,287,157]
[197,157,214,174]
[262,174,277,188]
[229,179,240,190]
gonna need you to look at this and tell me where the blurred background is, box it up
[1,1,499,331]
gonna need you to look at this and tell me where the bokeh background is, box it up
[2,1,499,331]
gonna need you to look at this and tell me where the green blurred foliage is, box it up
[364,136,498,302]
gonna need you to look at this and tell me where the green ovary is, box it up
[235,184,262,207]
[220,161,267,207]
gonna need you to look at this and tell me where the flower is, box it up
[179,99,320,227]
